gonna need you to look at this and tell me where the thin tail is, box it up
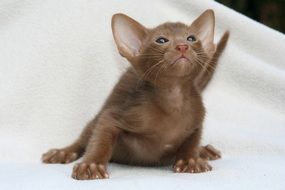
[195,31,230,92]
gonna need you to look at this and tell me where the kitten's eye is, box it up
[155,37,169,44]
[187,35,196,42]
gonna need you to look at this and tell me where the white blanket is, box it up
[0,0,284,189]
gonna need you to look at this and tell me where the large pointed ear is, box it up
[112,13,147,60]
[190,9,215,52]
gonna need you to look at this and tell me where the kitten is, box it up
[42,9,229,180]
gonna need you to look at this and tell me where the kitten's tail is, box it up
[195,31,230,92]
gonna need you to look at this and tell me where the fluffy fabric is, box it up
[0,0,284,189]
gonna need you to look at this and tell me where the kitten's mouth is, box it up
[172,55,190,64]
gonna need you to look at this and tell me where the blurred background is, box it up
[216,0,285,33]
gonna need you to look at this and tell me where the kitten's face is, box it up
[138,23,207,78]
[112,10,216,81]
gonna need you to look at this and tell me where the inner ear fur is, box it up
[190,9,215,54]
[112,13,148,60]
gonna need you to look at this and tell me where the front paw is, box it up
[173,158,212,173]
[72,162,109,180]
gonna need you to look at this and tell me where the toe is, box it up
[43,150,59,163]
[205,145,221,160]
[78,163,89,179]
[173,159,188,173]
[72,163,109,180]
[65,152,78,163]
[98,164,109,178]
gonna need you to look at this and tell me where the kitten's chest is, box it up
[159,86,185,112]
[144,87,203,147]
[150,106,194,142]
[143,95,195,146]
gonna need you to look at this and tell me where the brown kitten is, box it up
[42,9,229,180]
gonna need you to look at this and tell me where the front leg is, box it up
[72,110,121,180]
[173,128,212,173]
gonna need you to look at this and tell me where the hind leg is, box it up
[42,119,96,164]
[199,144,221,160]
[42,140,84,164]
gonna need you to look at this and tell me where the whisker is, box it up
[149,46,164,53]
[154,60,167,85]
[194,57,212,75]
[140,59,164,81]
[141,64,159,80]
[200,57,217,71]
[140,54,162,56]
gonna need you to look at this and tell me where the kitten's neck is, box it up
[150,77,199,113]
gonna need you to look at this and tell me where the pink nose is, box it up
[176,44,189,53]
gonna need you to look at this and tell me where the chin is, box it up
[167,59,191,77]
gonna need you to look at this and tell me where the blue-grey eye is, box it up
[187,35,196,42]
[156,37,169,44]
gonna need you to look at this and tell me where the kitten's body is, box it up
[106,67,204,166]
[42,10,229,180]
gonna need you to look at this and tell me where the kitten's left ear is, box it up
[190,9,215,52]
[112,13,147,60]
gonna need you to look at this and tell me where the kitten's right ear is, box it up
[112,14,147,60]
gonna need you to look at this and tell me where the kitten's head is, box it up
[112,10,215,81]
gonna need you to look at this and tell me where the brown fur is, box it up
[42,9,229,180]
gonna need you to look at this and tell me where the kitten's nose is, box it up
[176,44,189,53]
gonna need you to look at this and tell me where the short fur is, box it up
[42,9,229,180]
